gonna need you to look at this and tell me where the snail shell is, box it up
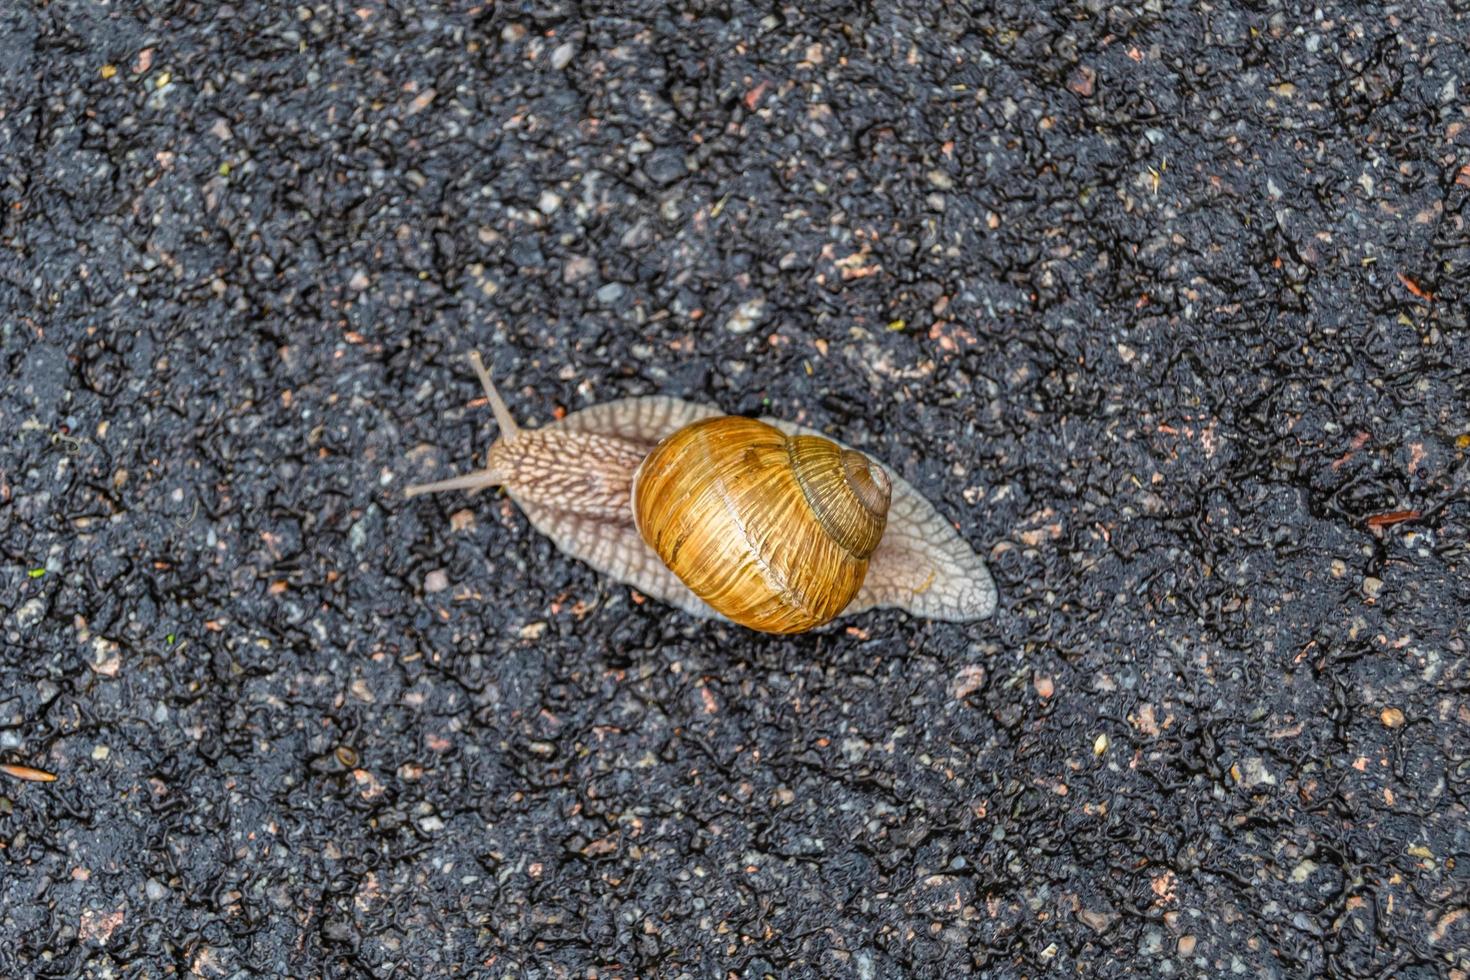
[633,416,892,633]
[405,353,996,632]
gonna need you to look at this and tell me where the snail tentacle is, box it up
[404,351,523,498]
[467,350,520,439]
[403,467,507,498]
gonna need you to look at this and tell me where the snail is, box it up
[405,352,996,633]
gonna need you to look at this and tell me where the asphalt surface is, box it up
[3,1,1469,977]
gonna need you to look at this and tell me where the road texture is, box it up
[2,1,1468,976]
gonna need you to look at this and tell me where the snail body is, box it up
[406,353,996,633]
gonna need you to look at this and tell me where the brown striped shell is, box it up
[632,417,892,633]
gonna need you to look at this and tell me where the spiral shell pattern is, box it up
[632,416,891,633]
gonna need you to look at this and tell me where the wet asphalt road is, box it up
[3,1,1469,977]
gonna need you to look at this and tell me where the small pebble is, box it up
[1380,707,1405,728]
[424,570,449,593]
[145,878,169,901]
[953,664,986,699]
[1362,576,1384,599]
[595,282,625,305]
[1068,65,1097,97]
[15,598,45,629]
[1238,757,1276,787]
[348,518,368,554]
[537,190,562,214]
[1177,935,1197,956]
[550,42,575,70]
[562,255,596,283]
[642,148,687,185]
[725,297,766,334]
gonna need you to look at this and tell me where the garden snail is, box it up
[405,352,996,633]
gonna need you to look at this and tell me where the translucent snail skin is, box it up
[406,353,997,634]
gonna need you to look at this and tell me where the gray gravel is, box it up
[2,1,1468,977]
